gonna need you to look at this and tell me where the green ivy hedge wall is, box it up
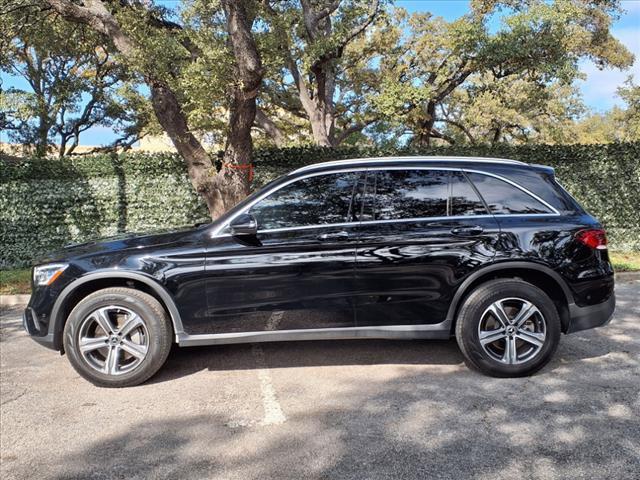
[1,142,638,268]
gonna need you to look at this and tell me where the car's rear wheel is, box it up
[63,287,172,387]
[455,279,561,377]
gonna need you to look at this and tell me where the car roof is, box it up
[288,156,529,175]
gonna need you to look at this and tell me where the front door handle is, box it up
[318,231,350,241]
[451,226,484,236]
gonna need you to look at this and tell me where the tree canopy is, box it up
[0,2,153,156]
[1,0,637,217]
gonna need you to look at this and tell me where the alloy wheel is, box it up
[477,297,547,365]
[77,306,149,375]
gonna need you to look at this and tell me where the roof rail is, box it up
[289,156,528,175]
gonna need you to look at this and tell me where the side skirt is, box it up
[176,323,452,347]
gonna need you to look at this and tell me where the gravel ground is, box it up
[1,280,639,480]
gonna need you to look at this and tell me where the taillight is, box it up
[575,229,608,250]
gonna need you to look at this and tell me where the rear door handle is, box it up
[318,231,349,241]
[451,226,484,236]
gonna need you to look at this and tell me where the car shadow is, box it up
[149,281,639,385]
[148,309,637,385]
[147,338,465,384]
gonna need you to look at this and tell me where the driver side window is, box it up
[249,172,360,230]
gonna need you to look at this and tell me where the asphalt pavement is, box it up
[1,280,639,479]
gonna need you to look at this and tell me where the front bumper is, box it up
[566,293,616,334]
[23,307,56,350]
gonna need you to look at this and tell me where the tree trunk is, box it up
[148,81,218,215]
[210,93,256,217]
[492,126,502,144]
[286,57,336,147]
[45,0,263,219]
[35,112,49,158]
[57,136,67,158]
[213,0,264,216]
[309,112,334,146]
[415,101,437,147]
[305,38,337,146]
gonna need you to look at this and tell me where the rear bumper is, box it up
[566,293,616,334]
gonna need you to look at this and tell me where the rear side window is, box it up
[370,170,449,220]
[450,172,488,216]
[466,172,552,215]
[249,172,359,229]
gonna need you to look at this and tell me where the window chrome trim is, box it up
[211,166,559,237]
[258,221,363,234]
[462,168,560,215]
[249,213,559,235]
[289,156,527,175]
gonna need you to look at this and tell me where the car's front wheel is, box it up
[63,287,172,387]
[455,279,561,377]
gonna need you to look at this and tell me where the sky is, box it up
[1,0,639,146]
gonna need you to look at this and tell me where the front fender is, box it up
[48,270,185,350]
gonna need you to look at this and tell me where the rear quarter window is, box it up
[489,168,581,213]
[466,172,553,215]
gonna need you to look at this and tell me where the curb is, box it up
[0,295,31,306]
[615,271,640,283]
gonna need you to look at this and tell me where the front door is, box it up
[353,169,501,327]
[198,171,364,335]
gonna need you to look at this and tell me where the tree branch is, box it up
[334,118,377,145]
[429,127,455,145]
[312,1,342,23]
[45,0,136,55]
[261,1,315,114]
[254,107,286,147]
[310,0,382,67]
[439,119,476,144]
[69,131,147,156]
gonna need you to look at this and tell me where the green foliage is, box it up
[3,1,636,153]
[368,0,634,145]
[0,153,210,268]
[440,74,586,145]
[0,268,31,295]
[609,78,640,142]
[609,252,640,273]
[0,3,151,156]
[539,77,640,145]
[1,143,638,268]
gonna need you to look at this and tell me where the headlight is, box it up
[33,263,68,286]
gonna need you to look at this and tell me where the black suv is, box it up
[23,157,615,387]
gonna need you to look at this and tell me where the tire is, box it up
[63,287,173,387]
[455,279,561,378]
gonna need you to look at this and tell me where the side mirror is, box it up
[229,213,258,236]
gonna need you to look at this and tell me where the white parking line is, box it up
[266,310,284,331]
[252,344,286,425]
[251,310,286,426]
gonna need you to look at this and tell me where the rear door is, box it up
[353,168,501,327]
[202,171,363,335]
